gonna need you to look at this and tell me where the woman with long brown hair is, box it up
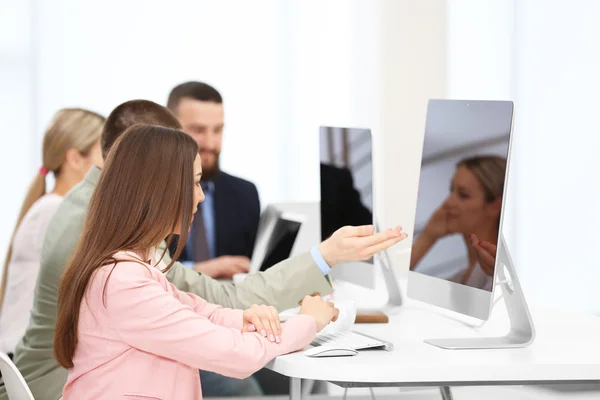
[0,108,104,356]
[54,124,337,400]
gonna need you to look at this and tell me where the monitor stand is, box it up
[377,245,403,309]
[358,221,403,312]
[425,235,536,349]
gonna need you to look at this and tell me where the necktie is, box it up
[192,207,210,262]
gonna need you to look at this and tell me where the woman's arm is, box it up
[103,263,316,379]
[167,280,243,329]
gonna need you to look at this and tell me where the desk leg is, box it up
[302,379,315,396]
[290,377,302,400]
[440,386,453,400]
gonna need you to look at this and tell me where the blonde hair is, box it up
[0,108,105,309]
[458,155,507,202]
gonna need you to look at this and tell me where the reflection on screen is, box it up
[259,218,302,272]
[319,127,374,244]
[410,100,513,291]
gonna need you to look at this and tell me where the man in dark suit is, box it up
[167,82,259,279]
[320,162,373,239]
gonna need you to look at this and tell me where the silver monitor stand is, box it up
[377,245,403,309]
[370,221,403,310]
[425,235,536,349]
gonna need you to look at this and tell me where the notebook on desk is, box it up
[280,306,393,352]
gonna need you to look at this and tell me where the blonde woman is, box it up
[0,108,104,356]
[410,155,506,291]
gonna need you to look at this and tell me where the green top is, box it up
[1,166,331,400]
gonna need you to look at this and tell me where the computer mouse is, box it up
[303,345,358,358]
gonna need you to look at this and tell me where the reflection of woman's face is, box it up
[444,166,498,235]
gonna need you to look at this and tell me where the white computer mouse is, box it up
[303,345,358,358]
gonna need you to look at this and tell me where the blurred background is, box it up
[1,0,599,316]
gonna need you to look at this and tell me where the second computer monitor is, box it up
[249,205,305,274]
[407,99,514,320]
[319,126,374,241]
[320,126,376,288]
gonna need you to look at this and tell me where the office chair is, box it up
[0,352,34,400]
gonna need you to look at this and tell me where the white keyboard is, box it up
[310,331,393,351]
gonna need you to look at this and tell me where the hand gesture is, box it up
[319,225,408,266]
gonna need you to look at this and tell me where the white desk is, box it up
[267,302,600,399]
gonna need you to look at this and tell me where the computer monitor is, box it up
[320,126,376,289]
[268,202,320,259]
[249,205,305,274]
[407,99,513,321]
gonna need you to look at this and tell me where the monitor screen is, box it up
[319,127,374,242]
[259,217,302,272]
[410,100,512,291]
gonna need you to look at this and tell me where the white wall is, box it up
[34,0,289,206]
[281,0,383,204]
[1,0,439,283]
[378,0,447,273]
[0,0,35,256]
[512,0,600,314]
[447,0,600,314]
[28,0,386,207]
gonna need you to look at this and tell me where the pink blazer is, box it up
[63,251,317,400]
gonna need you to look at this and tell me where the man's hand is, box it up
[318,225,408,266]
[470,234,497,276]
[242,304,281,343]
[194,256,250,279]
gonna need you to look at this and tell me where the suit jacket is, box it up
[1,166,332,400]
[179,171,260,261]
[320,163,373,239]
[63,251,316,400]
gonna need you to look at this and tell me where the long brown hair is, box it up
[54,124,198,368]
[0,108,104,310]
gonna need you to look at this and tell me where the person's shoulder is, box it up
[97,252,160,288]
[111,252,157,275]
[218,171,258,193]
[87,253,162,311]
[63,175,95,208]
[34,193,63,211]
[18,194,63,227]
[43,192,87,247]
[50,177,95,227]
